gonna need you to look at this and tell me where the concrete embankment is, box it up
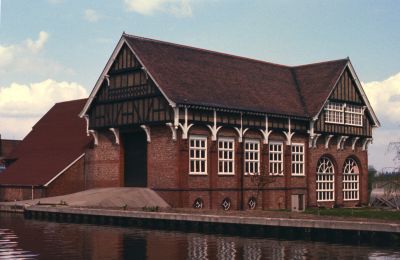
[22,205,400,246]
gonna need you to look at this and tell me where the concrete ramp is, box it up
[2,188,170,209]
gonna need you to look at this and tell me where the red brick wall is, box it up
[0,186,43,201]
[307,136,368,208]
[85,131,122,188]
[81,125,368,211]
[45,156,86,197]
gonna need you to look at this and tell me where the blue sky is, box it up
[0,0,399,170]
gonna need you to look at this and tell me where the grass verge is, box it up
[304,207,400,221]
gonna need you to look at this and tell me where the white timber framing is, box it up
[140,125,151,143]
[259,115,273,144]
[308,118,320,148]
[337,135,349,150]
[325,135,334,149]
[83,115,90,136]
[283,118,295,145]
[207,110,222,141]
[234,113,249,143]
[79,33,176,118]
[109,128,120,145]
[166,123,177,141]
[351,137,360,151]
[179,107,193,140]
[105,74,110,86]
[313,60,380,128]
[89,130,98,146]
[362,138,373,151]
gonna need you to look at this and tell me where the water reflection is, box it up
[0,213,399,260]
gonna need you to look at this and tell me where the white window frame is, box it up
[244,139,260,175]
[291,143,305,176]
[345,104,363,127]
[343,158,360,201]
[316,157,335,202]
[218,137,235,175]
[325,102,345,124]
[189,135,207,175]
[269,141,284,176]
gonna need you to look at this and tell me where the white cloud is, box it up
[363,72,400,125]
[123,0,193,17]
[26,31,49,53]
[0,79,87,139]
[0,31,72,78]
[363,73,400,171]
[84,9,101,23]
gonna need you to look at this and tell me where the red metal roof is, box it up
[0,99,92,186]
[0,139,20,159]
[124,34,348,118]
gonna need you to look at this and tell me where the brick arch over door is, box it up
[316,156,337,203]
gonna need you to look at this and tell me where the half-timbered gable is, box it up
[87,43,173,130]
[314,67,374,137]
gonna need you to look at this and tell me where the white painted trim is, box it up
[140,125,151,143]
[259,115,273,144]
[123,36,175,107]
[189,135,208,175]
[44,153,85,187]
[291,143,305,176]
[79,35,176,118]
[347,61,380,127]
[325,135,334,149]
[109,128,120,145]
[178,107,194,140]
[79,36,125,118]
[207,110,222,141]
[233,113,249,143]
[89,130,98,146]
[283,118,295,146]
[83,115,89,136]
[351,137,360,151]
[217,137,235,175]
[337,135,348,150]
[362,138,373,151]
[244,138,261,175]
[166,123,177,141]
[269,141,284,176]
[310,133,321,148]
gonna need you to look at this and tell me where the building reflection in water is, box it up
[1,213,400,260]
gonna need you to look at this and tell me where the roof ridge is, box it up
[294,58,348,68]
[123,33,291,69]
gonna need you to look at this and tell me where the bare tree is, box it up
[249,163,277,208]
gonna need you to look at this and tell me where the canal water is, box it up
[0,213,399,260]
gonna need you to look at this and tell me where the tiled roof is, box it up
[0,99,92,186]
[124,34,348,118]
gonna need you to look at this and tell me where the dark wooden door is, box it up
[124,132,147,187]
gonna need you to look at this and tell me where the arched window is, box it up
[316,157,335,202]
[343,158,360,200]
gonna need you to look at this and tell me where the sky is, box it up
[0,0,399,171]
